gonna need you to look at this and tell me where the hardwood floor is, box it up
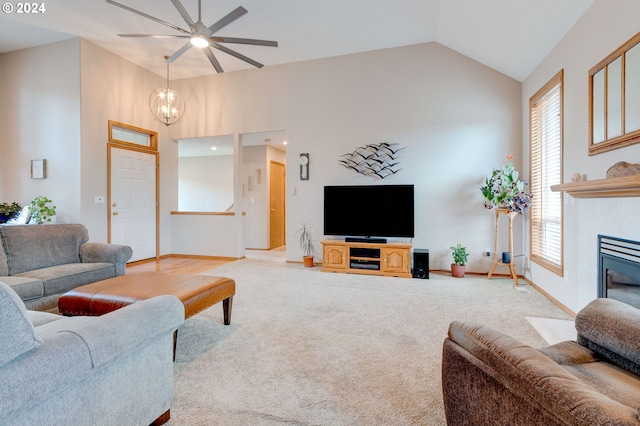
[126,256,238,275]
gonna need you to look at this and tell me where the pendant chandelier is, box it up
[149,56,185,126]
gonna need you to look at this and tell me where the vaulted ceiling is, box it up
[0,0,594,81]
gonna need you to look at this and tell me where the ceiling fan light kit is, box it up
[190,35,209,48]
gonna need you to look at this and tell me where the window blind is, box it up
[530,71,563,275]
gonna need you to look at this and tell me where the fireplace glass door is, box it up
[599,235,640,309]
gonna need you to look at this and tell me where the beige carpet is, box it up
[169,259,574,425]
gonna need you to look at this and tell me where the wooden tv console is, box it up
[321,239,412,278]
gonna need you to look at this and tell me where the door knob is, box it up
[112,202,117,207]
[271,208,276,212]
[113,211,119,216]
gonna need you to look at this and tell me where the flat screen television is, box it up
[323,184,414,240]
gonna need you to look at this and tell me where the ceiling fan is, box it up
[105,0,278,73]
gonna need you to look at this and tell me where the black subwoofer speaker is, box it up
[413,249,429,279]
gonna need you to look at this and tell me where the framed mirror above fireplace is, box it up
[589,32,640,155]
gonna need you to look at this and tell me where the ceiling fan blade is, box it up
[211,42,263,69]
[167,42,193,63]
[203,48,224,73]
[209,36,278,48]
[106,0,190,35]
[205,6,248,36]
[170,0,196,31]
[117,34,190,39]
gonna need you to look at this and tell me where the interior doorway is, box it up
[238,131,287,251]
[269,160,286,249]
[175,130,287,252]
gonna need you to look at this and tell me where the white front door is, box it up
[109,146,158,262]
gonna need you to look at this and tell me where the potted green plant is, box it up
[450,243,469,278]
[480,162,533,214]
[28,196,56,224]
[0,202,22,223]
[296,221,315,267]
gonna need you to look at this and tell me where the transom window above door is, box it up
[108,120,158,151]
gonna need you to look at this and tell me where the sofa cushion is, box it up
[539,340,640,413]
[0,224,88,275]
[563,359,640,411]
[576,298,640,376]
[27,310,63,327]
[0,281,42,366]
[15,263,115,296]
[0,276,44,301]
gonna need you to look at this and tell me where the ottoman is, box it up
[59,271,235,358]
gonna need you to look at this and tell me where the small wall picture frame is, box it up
[31,159,46,179]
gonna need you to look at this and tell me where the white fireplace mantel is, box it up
[551,175,640,198]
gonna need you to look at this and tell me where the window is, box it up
[108,120,158,151]
[589,32,640,155]
[530,70,563,275]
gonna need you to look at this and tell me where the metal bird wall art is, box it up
[338,142,405,179]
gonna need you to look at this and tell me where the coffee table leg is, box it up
[223,296,233,325]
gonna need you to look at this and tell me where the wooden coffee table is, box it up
[58,271,235,357]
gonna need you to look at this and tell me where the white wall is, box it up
[522,0,640,312]
[0,49,4,200]
[79,40,167,244]
[0,39,82,222]
[1,39,523,273]
[178,155,234,211]
[0,39,172,249]
[241,145,269,249]
[171,213,243,257]
[171,42,523,267]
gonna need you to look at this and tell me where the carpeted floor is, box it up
[169,258,574,425]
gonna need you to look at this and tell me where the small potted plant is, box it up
[0,202,22,223]
[450,243,469,278]
[28,196,56,224]
[296,221,315,267]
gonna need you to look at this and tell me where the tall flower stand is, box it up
[488,208,518,285]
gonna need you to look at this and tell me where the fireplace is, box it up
[598,235,640,309]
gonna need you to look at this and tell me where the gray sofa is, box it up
[442,297,640,425]
[0,224,132,311]
[0,280,184,425]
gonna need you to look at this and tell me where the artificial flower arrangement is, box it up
[480,160,533,214]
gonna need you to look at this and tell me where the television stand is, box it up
[321,239,411,278]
